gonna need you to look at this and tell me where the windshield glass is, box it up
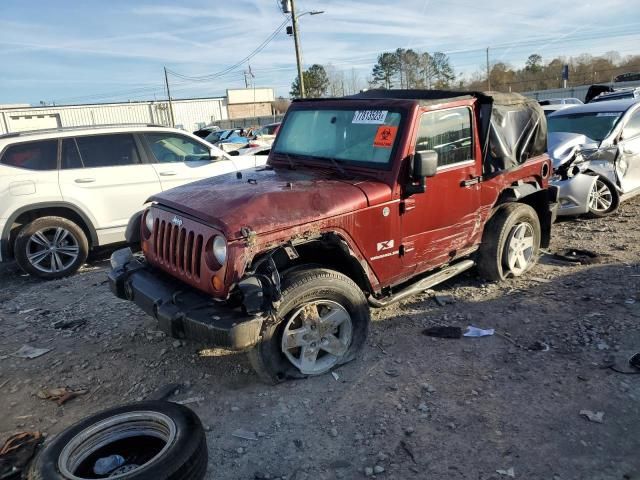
[547,112,622,142]
[274,109,403,169]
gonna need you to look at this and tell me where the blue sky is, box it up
[1,0,639,105]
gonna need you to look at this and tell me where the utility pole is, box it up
[164,66,176,127]
[486,47,491,91]
[290,0,306,98]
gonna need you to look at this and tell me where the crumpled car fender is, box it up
[552,173,598,216]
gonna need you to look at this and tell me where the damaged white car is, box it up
[547,99,640,217]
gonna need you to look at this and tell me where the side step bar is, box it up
[367,260,475,308]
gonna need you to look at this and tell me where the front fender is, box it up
[551,173,598,216]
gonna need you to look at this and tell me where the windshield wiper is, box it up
[276,151,297,170]
[325,156,347,177]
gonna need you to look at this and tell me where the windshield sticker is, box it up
[596,112,619,117]
[352,110,388,124]
[373,126,398,148]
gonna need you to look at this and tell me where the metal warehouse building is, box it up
[0,88,275,135]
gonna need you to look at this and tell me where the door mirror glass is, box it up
[414,150,438,178]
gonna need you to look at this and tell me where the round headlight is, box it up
[212,236,227,265]
[145,209,154,232]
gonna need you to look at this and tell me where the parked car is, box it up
[233,144,272,156]
[193,125,220,139]
[230,123,282,156]
[253,122,281,143]
[0,125,266,278]
[590,87,640,103]
[109,90,557,383]
[217,132,251,153]
[547,98,640,217]
[541,104,571,117]
[204,128,242,145]
[539,98,583,106]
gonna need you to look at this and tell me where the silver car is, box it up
[547,99,640,217]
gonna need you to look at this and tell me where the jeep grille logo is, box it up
[171,216,183,227]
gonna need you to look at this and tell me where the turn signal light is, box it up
[212,276,224,291]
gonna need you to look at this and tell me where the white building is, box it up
[0,88,276,135]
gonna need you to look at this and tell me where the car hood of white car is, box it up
[547,132,599,168]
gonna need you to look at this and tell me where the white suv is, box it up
[0,125,265,279]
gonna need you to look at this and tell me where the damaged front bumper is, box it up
[551,173,598,216]
[108,248,265,350]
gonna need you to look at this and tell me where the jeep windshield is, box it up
[273,108,403,170]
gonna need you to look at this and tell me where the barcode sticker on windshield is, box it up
[352,110,388,124]
[596,112,619,117]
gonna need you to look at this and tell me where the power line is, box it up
[166,19,288,82]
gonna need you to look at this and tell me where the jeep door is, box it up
[57,133,161,244]
[142,132,252,190]
[617,107,640,193]
[401,106,481,273]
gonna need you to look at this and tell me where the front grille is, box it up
[153,219,203,279]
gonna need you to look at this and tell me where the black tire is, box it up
[28,401,208,480]
[476,203,541,281]
[14,216,89,279]
[248,268,370,384]
[584,175,619,218]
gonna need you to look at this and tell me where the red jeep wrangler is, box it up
[109,90,557,383]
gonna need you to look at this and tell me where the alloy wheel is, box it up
[281,300,353,375]
[588,177,613,213]
[505,222,535,276]
[26,227,80,274]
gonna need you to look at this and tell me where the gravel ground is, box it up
[0,199,639,480]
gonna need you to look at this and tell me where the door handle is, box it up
[74,178,96,183]
[159,171,177,176]
[461,176,481,187]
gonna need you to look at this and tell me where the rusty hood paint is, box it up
[150,167,392,240]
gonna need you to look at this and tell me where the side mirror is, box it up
[228,150,240,157]
[406,150,438,196]
[414,150,438,178]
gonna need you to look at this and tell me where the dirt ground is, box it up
[1,199,639,480]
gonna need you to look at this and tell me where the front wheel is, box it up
[476,203,541,281]
[248,268,370,384]
[585,175,619,218]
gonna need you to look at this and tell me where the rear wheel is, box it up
[248,268,370,384]
[477,203,541,281]
[14,216,89,279]
[585,175,619,218]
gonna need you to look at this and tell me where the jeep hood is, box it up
[149,167,392,240]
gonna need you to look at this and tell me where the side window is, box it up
[144,133,210,163]
[0,140,58,170]
[75,134,140,168]
[416,107,473,167]
[61,138,83,169]
[623,111,640,140]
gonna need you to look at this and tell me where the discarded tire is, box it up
[28,401,208,480]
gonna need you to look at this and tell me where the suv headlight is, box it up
[212,235,227,265]
[144,209,154,232]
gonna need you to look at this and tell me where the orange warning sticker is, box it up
[373,126,398,148]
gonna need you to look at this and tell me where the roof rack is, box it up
[0,123,169,139]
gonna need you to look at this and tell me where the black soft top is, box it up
[345,89,548,174]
